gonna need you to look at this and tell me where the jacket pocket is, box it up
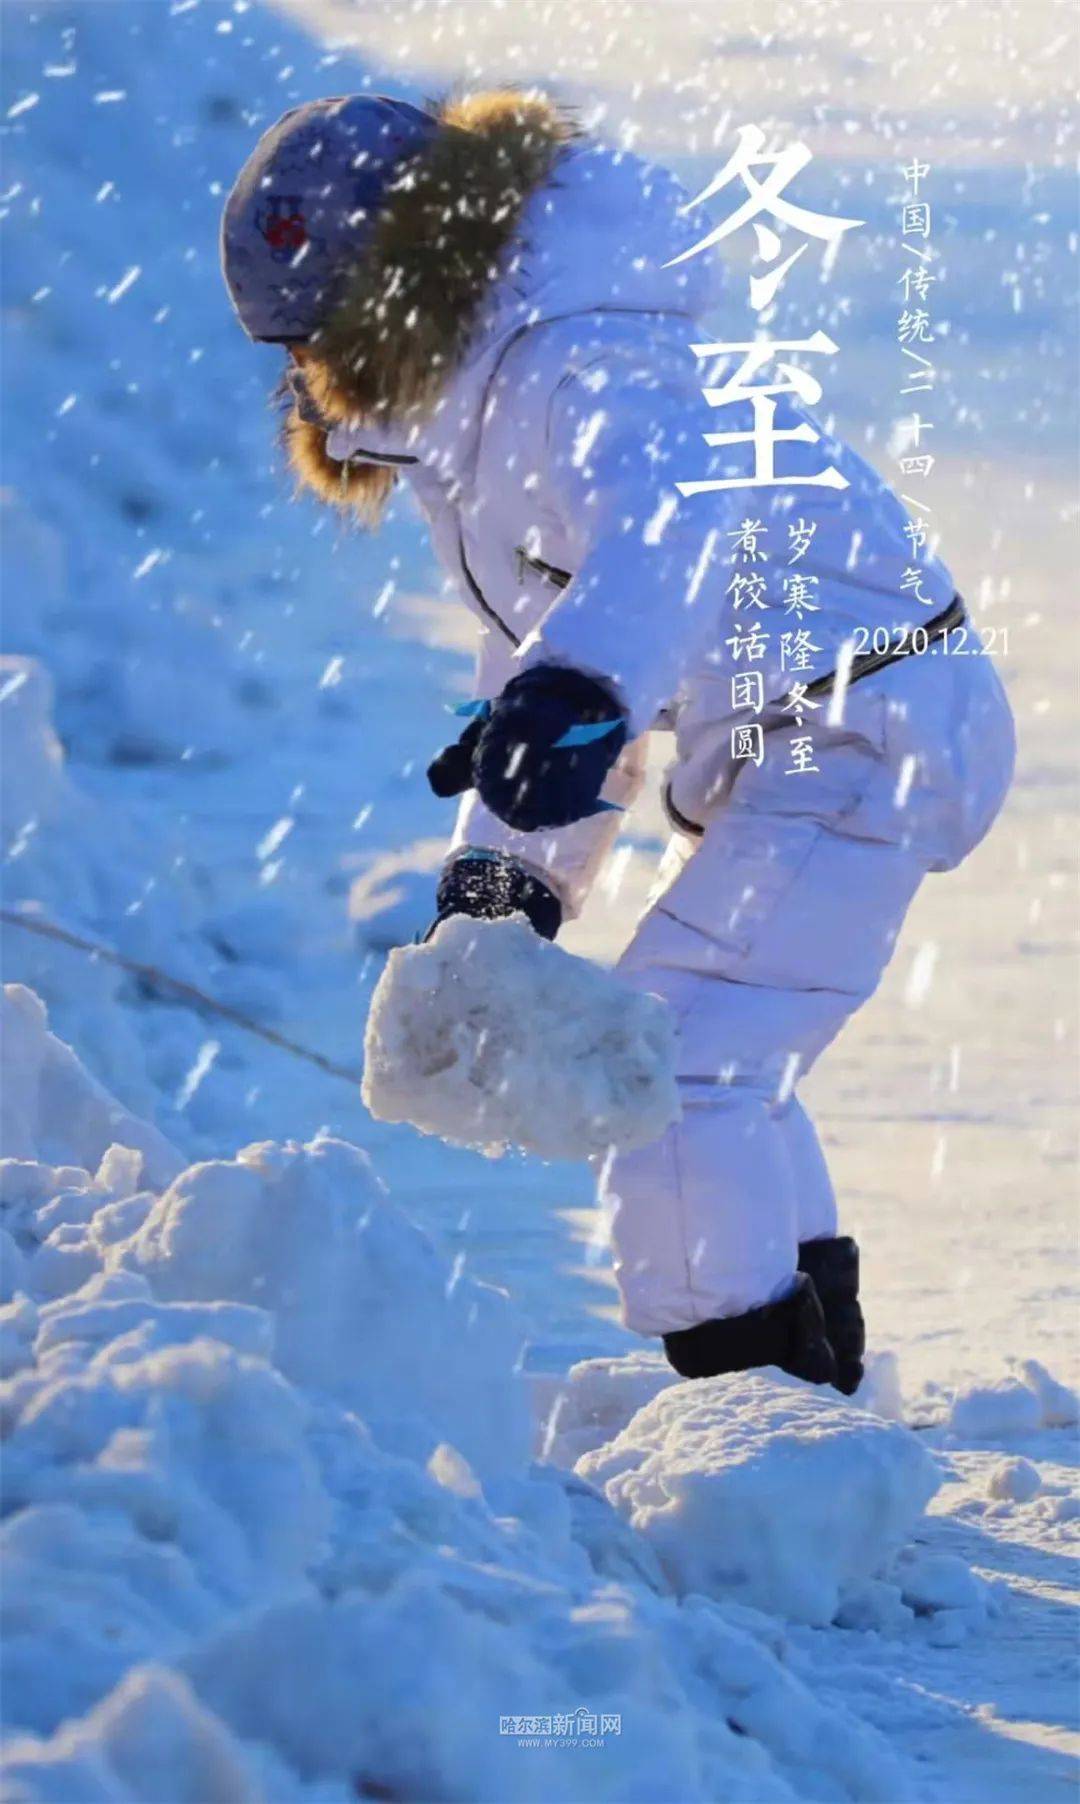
[655,699,893,963]
[657,810,824,964]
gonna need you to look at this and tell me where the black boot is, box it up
[662,1274,838,1387]
[798,1236,864,1397]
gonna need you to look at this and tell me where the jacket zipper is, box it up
[457,531,521,648]
[515,545,573,590]
[341,447,419,467]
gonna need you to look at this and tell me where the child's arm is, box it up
[442,625,647,922]
[513,345,740,741]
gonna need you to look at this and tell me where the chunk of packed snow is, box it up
[987,1457,1042,1503]
[833,1579,916,1637]
[892,1547,992,1618]
[362,914,679,1158]
[577,1371,941,1626]
[1045,1494,1080,1525]
[924,1608,987,1649]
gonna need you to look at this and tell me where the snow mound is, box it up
[576,1370,941,1626]
[363,913,680,1158]
[891,1547,994,1627]
[113,1134,532,1479]
[3,992,531,1482]
[1,987,923,1802]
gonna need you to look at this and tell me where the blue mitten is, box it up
[427,710,487,799]
[473,665,628,831]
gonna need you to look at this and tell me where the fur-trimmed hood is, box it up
[283,89,721,520]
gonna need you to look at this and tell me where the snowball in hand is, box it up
[362,914,680,1158]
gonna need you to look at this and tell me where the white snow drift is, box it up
[3,987,951,1802]
[362,913,680,1159]
[114,1132,531,1479]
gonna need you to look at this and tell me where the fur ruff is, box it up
[282,410,396,524]
[281,88,577,523]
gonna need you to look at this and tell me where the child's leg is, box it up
[776,1097,838,1243]
[603,766,928,1340]
[600,1076,804,1335]
[604,652,1014,1372]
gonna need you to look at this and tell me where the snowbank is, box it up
[577,1370,941,1627]
[2,989,927,1802]
[363,914,680,1159]
[3,982,530,1481]
[114,1133,532,1479]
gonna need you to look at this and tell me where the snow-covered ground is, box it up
[1,1,1076,1798]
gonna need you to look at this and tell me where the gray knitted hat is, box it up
[221,94,439,342]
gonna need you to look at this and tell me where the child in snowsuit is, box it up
[222,91,1015,1394]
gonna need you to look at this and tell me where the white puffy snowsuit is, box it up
[323,106,1016,1334]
